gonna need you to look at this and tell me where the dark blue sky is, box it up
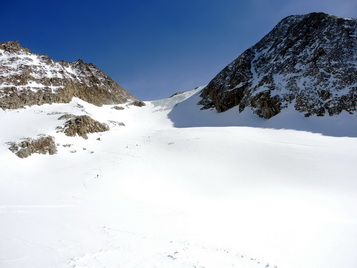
[1,0,356,100]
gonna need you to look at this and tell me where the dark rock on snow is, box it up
[111,105,125,110]
[130,100,146,107]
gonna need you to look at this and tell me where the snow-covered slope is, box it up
[169,89,357,137]
[1,89,357,268]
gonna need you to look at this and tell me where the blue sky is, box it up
[1,0,356,100]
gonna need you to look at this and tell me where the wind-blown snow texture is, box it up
[1,88,357,268]
[199,13,357,118]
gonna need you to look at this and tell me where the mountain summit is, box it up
[0,41,141,109]
[199,12,357,118]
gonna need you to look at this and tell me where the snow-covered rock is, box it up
[0,41,141,109]
[199,12,357,118]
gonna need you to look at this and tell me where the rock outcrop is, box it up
[58,115,109,139]
[199,13,357,118]
[0,41,141,109]
[8,135,57,158]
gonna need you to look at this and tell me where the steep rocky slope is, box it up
[0,41,142,109]
[199,12,357,118]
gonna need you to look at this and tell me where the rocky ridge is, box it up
[0,41,143,109]
[199,12,357,118]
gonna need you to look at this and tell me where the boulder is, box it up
[59,115,109,139]
[8,135,57,158]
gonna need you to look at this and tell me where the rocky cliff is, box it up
[0,41,142,109]
[199,12,357,118]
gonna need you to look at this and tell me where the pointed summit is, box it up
[0,41,31,53]
[199,12,357,118]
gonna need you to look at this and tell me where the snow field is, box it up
[1,89,357,267]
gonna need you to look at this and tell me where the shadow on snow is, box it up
[167,91,357,138]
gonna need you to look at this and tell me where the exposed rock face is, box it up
[130,100,146,107]
[58,115,109,139]
[0,41,141,109]
[8,135,57,158]
[199,13,357,118]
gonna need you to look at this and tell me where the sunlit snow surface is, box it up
[1,88,357,268]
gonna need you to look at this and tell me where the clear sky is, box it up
[1,0,356,100]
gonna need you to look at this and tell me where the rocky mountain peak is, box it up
[0,41,143,109]
[199,12,357,118]
[0,41,31,53]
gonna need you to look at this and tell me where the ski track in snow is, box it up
[1,88,357,267]
[67,227,272,268]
